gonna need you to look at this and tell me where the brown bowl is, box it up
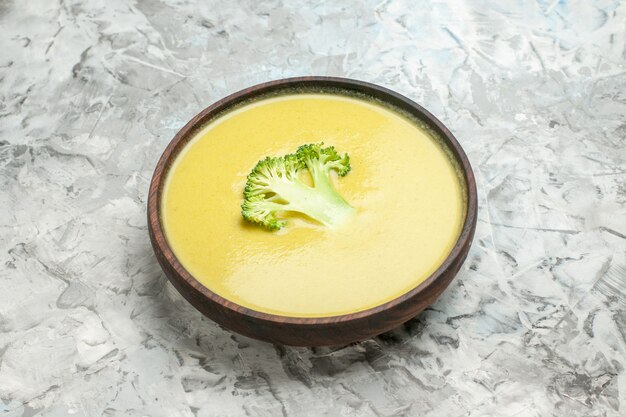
[148,76,477,346]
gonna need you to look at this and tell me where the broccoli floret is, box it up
[241,143,354,230]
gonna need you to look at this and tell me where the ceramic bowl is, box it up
[148,77,477,346]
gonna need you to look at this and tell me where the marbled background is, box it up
[1,0,625,416]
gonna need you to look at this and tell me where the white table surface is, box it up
[1,1,625,416]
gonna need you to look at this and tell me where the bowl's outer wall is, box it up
[149,223,474,346]
[147,76,478,346]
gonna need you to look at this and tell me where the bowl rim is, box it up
[148,76,477,326]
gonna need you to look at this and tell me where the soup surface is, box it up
[162,92,465,317]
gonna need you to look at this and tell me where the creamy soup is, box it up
[162,92,466,317]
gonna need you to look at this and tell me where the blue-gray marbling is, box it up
[0,0,625,416]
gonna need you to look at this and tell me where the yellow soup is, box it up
[162,93,465,317]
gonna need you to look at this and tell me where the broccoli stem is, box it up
[271,175,354,227]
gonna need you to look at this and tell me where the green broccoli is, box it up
[241,143,354,230]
